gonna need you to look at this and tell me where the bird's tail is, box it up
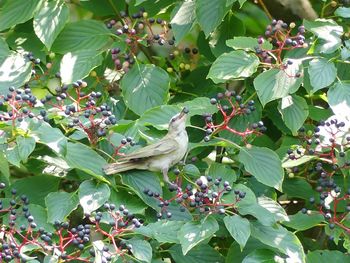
[103,161,139,175]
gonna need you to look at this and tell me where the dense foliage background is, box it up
[0,0,350,262]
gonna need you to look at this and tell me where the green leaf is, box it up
[120,170,162,210]
[0,151,10,180]
[4,145,21,167]
[16,136,36,163]
[209,13,245,57]
[178,216,219,255]
[282,211,324,231]
[135,220,184,243]
[238,146,284,190]
[60,50,103,84]
[242,249,281,263]
[238,0,248,6]
[169,244,225,263]
[138,105,178,130]
[304,19,343,54]
[127,238,152,263]
[335,7,350,18]
[327,82,350,117]
[78,180,110,214]
[251,222,305,262]
[207,51,259,83]
[65,142,107,181]
[33,1,69,50]
[110,189,147,215]
[226,36,272,51]
[224,215,250,250]
[170,1,196,44]
[138,97,217,130]
[184,164,200,178]
[308,58,337,92]
[0,53,32,93]
[45,192,79,223]
[306,250,350,263]
[31,122,67,155]
[282,155,316,168]
[10,175,60,206]
[196,0,230,37]
[253,60,303,106]
[0,0,43,31]
[207,163,237,184]
[0,38,10,58]
[6,204,54,233]
[256,196,289,222]
[121,64,170,116]
[44,255,59,263]
[278,95,309,134]
[51,20,111,53]
[283,178,315,200]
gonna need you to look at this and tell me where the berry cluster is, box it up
[41,79,117,145]
[106,7,174,71]
[108,136,136,158]
[203,91,266,142]
[287,118,349,162]
[255,19,307,70]
[0,85,47,125]
[0,183,140,262]
[25,52,41,67]
[167,47,199,73]
[145,174,245,219]
[286,118,350,237]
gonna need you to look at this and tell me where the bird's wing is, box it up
[118,138,178,161]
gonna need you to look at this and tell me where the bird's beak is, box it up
[179,107,189,119]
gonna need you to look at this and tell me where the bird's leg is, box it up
[162,168,171,184]
[162,168,177,189]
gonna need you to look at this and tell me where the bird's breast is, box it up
[147,130,188,171]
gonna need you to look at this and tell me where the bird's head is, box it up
[168,107,189,134]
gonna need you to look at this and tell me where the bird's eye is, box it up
[171,118,176,122]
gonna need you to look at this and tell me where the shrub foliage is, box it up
[0,0,350,262]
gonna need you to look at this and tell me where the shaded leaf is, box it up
[282,211,324,231]
[16,136,36,162]
[238,146,284,190]
[65,142,107,181]
[46,192,79,223]
[121,64,170,116]
[127,238,152,263]
[253,59,303,106]
[171,1,196,43]
[196,0,230,37]
[52,20,111,53]
[224,215,250,249]
[308,58,337,92]
[278,95,309,134]
[169,244,225,263]
[121,170,162,210]
[207,51,259,83]
[135,220,184,243]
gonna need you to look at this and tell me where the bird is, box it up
[103,107,189,186]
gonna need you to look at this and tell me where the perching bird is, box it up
[103,108,189,185]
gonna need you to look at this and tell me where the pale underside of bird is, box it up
[103,108,189,185]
